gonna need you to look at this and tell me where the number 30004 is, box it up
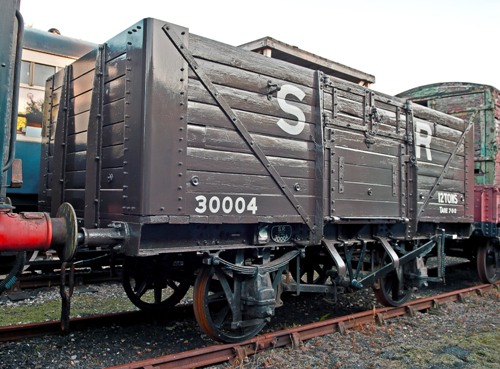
[194,195,258,215]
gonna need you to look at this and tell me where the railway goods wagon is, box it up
[398,83,500,283]
[397,82,500,186]
[39,18,473,342]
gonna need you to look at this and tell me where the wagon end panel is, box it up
[39,19,152,227]
[39,48,98,218]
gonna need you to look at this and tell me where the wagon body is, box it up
[397,82,500,186]
[39,18,473,256]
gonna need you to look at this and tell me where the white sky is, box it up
[20,0,499,95]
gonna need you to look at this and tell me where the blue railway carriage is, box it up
[38,18,474,342]
[6,27,95,210]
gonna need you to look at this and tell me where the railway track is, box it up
[1,283,496,368]
[0,304,193,343]
[103,283,498,369]
[7,268,121,291]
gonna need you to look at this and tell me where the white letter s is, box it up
[276,85,306,135]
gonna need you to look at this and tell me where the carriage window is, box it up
[33,63,56,87]
[21,61,56,87]
[20,60,31,85]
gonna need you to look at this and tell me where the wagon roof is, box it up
[23,27,96,59]
[397,81,500,99]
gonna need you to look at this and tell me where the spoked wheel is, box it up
[290,255,333,284]
[373,268,412,307]
[122,256,191,312]
[372,245,412,307]
[476,241,499,283]
[193,266,266,343]
[0,252,26,293]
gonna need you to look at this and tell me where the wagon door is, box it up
[323,79,408,222]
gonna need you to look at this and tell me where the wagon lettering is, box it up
[276,84,306,135]
[437,191,459,204]
[415,121,433,161]
[440,206,457,214]
[195,195,258,215]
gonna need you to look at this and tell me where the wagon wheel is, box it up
[476,241,499,283]
[373,268,412,307]
[122,256,190,312]
[0,252,25,293]
[289,255,333,285]
[193,266,266,343]
[372,248,411,307]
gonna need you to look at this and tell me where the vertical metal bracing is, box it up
[84,45,105,228]
[325,85,336,217]
[51,66,72,215]
[399,144,407,220]
[313,71,325,244]
[404,100,417,239]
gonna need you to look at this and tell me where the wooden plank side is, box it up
[418,160,466,181]
[66,131,88,153]
[340,163,396,187]
[189,58,316,105]
[418,203,466,221]
[333,199,400,218]
[102,122,124,147]
[101,144,124,169]
[99,190,124,215]
[187,101,314,142]
[67,111,90,135]
[334,129,400,157]
[68,90,92,116]
[103,99,125,126]
[188,79,315,125]
[100,168,124,190]
[104,75,126,104]
[417,176,465,193]
[70,70,94,99]
[187,125,315,161]
[186,147,315,179]
[105,53,127,83]
[70,48,98,80]
[412,103,465,132]
[190,34,316,89]
[65,171,86,189]
[65,152,86,172]
[187,170,315,197]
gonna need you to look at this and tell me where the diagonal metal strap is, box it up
[162,24,314,230]
[417,110,477,219]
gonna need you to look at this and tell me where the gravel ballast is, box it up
[0,267,498,369]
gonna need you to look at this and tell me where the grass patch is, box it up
[0,294,136,326]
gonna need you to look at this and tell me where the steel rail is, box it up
[105,283,498,369]
[0,305,193,342]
